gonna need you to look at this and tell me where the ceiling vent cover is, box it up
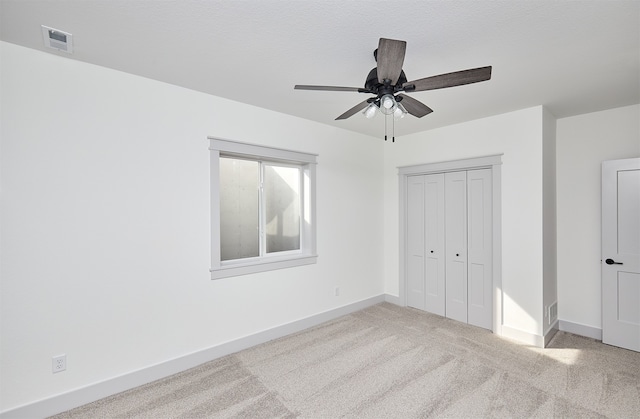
[41,25,73,53]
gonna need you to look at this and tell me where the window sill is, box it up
[210,254,318,280]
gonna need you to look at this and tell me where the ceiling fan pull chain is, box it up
[384,114,388,141]
[392,115,395,142]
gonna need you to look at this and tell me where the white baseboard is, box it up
[384,295,562,349]
[558,320,602,340]
[502,319,595,348]
[383,293,402,306]
[543,320,559,347]
[1,295,385,419]
[500,325,545,348]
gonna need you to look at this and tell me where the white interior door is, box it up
[445,171,468,323]
[425,173,446,316]
[467,169,493,329]
[407,175,426,310]
[602,158,640,352]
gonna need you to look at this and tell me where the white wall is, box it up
[0,42,385,411]
[383,106,547,337]
[556,104,640,332]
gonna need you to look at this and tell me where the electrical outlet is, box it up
[52,355,66,373]
[335,287,340,296]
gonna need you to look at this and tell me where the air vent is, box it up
[41,25,73,53]
[548,302,558,325]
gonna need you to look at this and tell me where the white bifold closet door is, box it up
[445,171,468,323]
[407,168,492,330]
[466,169,493,329]
[407,175,427,310]
[425,173,446,316]
[407,173,446,314]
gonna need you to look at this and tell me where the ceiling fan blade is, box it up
[376,38,407,85]
[404,66,492,92]
[295,85,364,92]
[397,94,433,118]
[335,100,370,120]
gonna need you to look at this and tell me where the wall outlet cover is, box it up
[52,354,66,373]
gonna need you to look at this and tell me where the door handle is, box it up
[605,258,623,265]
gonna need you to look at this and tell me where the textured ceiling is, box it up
[1,0,639,138]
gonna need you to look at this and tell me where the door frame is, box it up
[398,154,503,335]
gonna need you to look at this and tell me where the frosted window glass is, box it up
[220,158,259,261]
[264,165,301,253]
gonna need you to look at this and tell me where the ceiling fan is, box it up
[295,38,492,128]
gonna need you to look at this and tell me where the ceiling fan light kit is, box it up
[361,94,409,119]
[380,94,397,114]
[362,103,377,119]
[394,103,408,119]
[295,38,492,141]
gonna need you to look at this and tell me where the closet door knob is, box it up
[430,250,434,253]
[456,253,460,257]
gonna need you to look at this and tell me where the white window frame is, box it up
[209,137,318,279]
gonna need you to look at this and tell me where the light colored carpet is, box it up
[52,303,640,418]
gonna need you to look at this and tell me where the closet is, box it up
[406,168,493,330]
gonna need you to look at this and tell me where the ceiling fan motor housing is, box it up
[365,68,408,98]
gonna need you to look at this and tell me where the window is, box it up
[209,138,317,279]
[219,158,302,260]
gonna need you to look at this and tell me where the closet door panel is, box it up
[469,263,486,307]
[424,173,445,316]
[407,176,426,310]
[445,171,467,323]
[467,169,492,329]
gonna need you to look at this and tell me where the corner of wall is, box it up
[543,319,559,347]
[542,107,558,330]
